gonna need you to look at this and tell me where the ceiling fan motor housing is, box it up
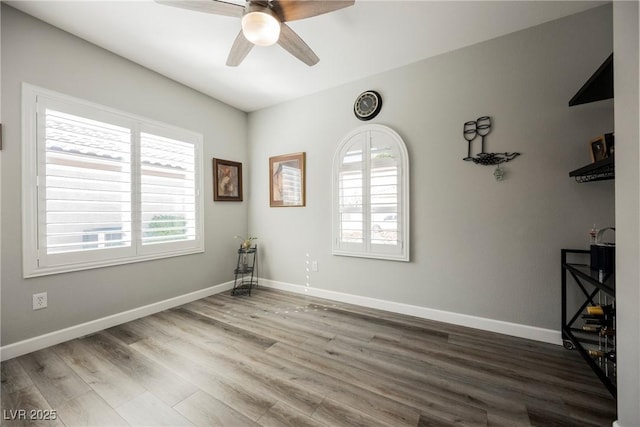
[241,4,281,46]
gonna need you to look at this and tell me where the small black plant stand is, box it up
[232,245,257,296]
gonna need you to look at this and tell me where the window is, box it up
[333,124,409,261]
[22,84,204,277]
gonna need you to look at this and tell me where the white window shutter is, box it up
[333,125,409,262]
[38,106,135,267]
[22,84,204,277]
[140,132,196,246]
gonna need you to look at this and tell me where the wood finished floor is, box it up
[1,288,616,427]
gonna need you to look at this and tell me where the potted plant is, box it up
[234,235,257,250]
[234,235,257,268]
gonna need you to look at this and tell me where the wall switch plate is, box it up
[312,261,318,272]
[33,292,47,310]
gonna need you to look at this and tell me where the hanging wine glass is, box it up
[476,116,491,156]
[463,120,476,161]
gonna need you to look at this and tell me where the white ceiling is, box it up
[7,0,607,112]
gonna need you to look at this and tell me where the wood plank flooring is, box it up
[1,288,616,426]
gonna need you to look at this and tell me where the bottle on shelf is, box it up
[582,314,614,326]
[587,349,616,363]
[580,323,616,334]
[586,304,615,316]
[582,304,616,336]
[599,328,616,337]
[582,324,603,332]
[589,224,598,245]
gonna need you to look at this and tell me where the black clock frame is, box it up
[354,90,382,121]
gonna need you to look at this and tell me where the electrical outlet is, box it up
[33,292,47,310]
[312,261,318,272]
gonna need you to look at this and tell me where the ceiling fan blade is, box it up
[272,0,354,22]
[226,30,254,66]
[277,23,319,66]
[155,0,244,18]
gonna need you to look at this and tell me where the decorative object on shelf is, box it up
[461,116,520,166]
[354,90,382,121]
[590,227,615,275]
[269,152,306,207]
[234,235,258,267]
[213,158,243,201]
[589,133,614,163]
[234,235,258,250]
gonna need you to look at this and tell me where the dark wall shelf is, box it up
[569,53,613,106]
[567,53,615,182]
[569,156,614,183]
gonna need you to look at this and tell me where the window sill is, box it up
[23,246,204,278]
[332,249,409,262]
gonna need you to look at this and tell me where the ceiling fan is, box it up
[156,0,354,66]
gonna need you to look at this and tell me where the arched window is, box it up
[333,124,409,261]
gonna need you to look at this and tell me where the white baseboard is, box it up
[0,280,234,361]
[1,277,563,361]
[259,278,562,345]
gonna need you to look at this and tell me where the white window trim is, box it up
[332,124,410,262]
[22,83,205,278]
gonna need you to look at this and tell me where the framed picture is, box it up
[213,158,243,201]
[589,133,614,163]
[269,152,306,207]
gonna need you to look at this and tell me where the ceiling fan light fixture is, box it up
[241,7,281,46]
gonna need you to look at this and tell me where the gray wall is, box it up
[613,2,640,425]
[248,5,615,331]
[1,3,3,343]
[2,4,637,418]
[0,5,248,345]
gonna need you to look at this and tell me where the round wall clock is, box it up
[354,90,382,121]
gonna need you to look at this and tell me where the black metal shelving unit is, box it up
[569,155,615,183]
[232,246,258,296]
[561,249,616,398]
[561,53,618,399]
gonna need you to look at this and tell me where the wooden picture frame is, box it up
[213,158,243,201]
[589,133,614,163]
[269,152,306,207]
